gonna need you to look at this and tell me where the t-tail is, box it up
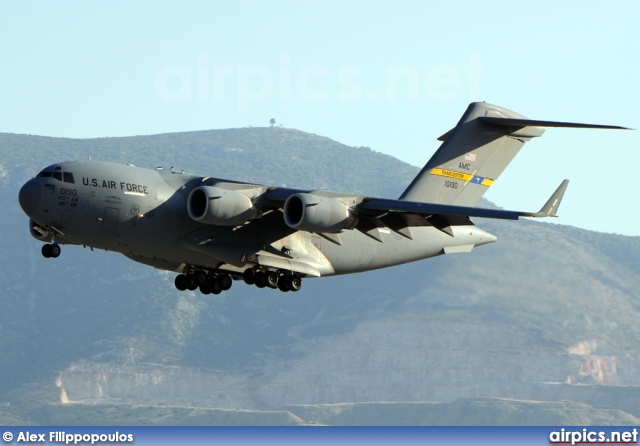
[399,102,628,206]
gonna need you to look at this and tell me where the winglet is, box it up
[530,179,569,218]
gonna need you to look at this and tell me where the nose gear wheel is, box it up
[41,243,61,259]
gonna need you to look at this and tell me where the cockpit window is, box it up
[37,169,74,183]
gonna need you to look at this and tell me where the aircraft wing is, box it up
[260,180,569,221]
[260,186,310,207]
[358,179,570,220]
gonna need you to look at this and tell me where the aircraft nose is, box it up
[18,179,42,216]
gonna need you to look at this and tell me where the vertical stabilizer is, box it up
[399,102,545,206]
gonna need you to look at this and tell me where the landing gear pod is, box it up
[29,219,51,241]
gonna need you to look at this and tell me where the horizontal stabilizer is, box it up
[479,116,632,130]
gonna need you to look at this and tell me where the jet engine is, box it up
[187,186,258,226]
[283,193,358,233]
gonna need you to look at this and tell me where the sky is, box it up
[2,1,639,236]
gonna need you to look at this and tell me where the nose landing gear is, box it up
[41,243,61,258]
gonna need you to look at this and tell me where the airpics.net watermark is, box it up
[155,52,484,112]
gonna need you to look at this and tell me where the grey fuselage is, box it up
[19,160,495,278]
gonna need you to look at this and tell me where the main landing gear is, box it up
[41,243,61,258]
[174,267,303,295]
[174,270,233,295]
[242,268,302,292]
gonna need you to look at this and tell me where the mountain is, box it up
[1,127,639,425]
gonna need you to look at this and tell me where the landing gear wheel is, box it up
[288,274,302,292]
[254,271,267,288]
[220,273,232,291]
[195,270,208,285]
[199,282,212,295]
[186,275,199,291]
[278,278,290,292]
[41,244,52,258]
[243,269,256,285]
[50,243,61,258]
[174,274,187,291]
[211,278,223,295]
[266,271,279,289]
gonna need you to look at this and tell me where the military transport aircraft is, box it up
[18,102,627,295]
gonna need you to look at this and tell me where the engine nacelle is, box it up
[29,219,51,241]
[187,186,258,226]
[283,193,358,233]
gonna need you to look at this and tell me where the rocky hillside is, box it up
[1,127,639,425]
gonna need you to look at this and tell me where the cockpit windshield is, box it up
[36,166,75,184]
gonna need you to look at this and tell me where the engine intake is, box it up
[283,193,358,233]
[188,186,258,226]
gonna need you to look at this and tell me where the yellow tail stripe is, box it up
[430,168,494,187]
